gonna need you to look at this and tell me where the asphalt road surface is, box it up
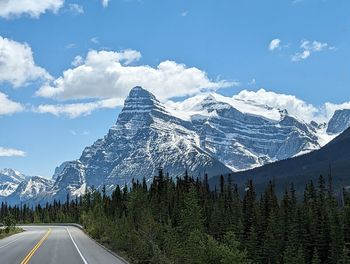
[0,225,127,264]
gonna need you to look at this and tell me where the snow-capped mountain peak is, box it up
[0,168,26,197]
[4,86,350,205]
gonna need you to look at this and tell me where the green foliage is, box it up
[1,171,349,264]
[4,213,16,233]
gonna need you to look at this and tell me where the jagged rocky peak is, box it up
[121,86,163,112]
[115,86,170,128]
[49,87,232,202]
[0,168,25,182]
[47,86,329,203]
[278,109,289,118]
[3,176,54,205]
[15,176,53,197]
[201,94,217,105]
[327,109,350,134]
[52,161,70,181]
[0,168,27,197]
[200,94,231,110]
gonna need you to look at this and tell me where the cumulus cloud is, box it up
[35,49,233,102]
[232,89,350,124]
[268,39,281,51]
[0,36,51,88]
[292,40,333,62]
[234,89,319,122]
[71,55,84,67]
[34,98,122,118]
[0,92,24,115]
[0,147,26,157]
[0,0,64,19]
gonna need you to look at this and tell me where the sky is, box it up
[1,0,350,177]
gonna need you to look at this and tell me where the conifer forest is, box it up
[1,170,350,264]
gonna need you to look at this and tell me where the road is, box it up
[0,225,128,264]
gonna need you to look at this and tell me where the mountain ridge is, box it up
[209,127,350,197]
[2,86,350,204]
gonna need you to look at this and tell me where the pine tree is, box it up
[312,249,321,264]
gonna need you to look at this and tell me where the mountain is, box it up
[0,169,26,197]
[209,127,350,197]
[42,87,350,202]
[49,86,232,201]
[187,94,319,171]
[2,176,53,205]
[327,109,350,134]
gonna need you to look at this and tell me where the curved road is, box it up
[0,225,127,264]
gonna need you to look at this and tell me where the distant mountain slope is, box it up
[49,86,232,202]
[3,176,53,205]
[50,86,348,202]
[209,127,350,196]
[327,109,350,134]
[188,95,319,171]
[0,169,26,197]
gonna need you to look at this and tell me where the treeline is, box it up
[1,170,350,263]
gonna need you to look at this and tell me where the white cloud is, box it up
[66,43,77,49]
[268,39,281,51]
[0,147,26,157]
[68,3,84,15]
[292,50,311,61]
[71,55,84,67]
[234,89,319,122]
[90,37,99,44]
[35,49,233,102]
[231,89,350,124]
[102,0,110,8]
[167,88,350,125]
[0,92,24,115]
[248,79,256,86]
[0,0,64,19]
[35,98,122,118]
[0,36,51,88]
[292,40,333,62]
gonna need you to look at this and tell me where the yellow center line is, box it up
[20,228,52,264]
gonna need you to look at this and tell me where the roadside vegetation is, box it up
[0,213,23,239]
[1,169,350,263]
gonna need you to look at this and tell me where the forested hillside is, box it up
[1,170,350,264]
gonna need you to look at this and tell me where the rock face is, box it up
[3,87,350,205]
[3,176,53,205]
[209,127,350,198]
[0,168,53,205]
[189,95,319,171]
[49,87,326,202]
[327,109,350,135]
[0,169,26,197]
[49,87,232,201]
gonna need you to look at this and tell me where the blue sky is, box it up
[1,0,350,177]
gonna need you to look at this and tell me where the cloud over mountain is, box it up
[36,49,233,102]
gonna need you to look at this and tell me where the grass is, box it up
[0,227,24,239]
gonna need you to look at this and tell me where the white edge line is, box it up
[0,234,25,249]
[66,227,89,264]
